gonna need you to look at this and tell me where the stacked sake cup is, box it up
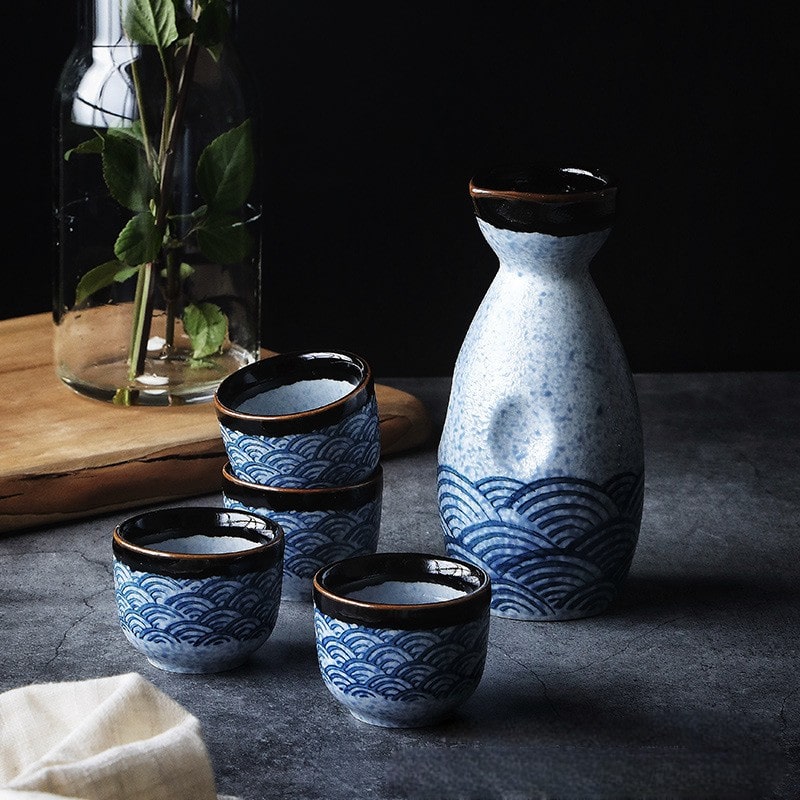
[213,351,384,602]
[114,352,492,727]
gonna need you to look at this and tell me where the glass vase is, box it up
[53,0,261,405]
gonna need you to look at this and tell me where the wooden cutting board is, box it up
[0,314,432,535]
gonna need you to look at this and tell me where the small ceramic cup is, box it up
[112,506,284,674]
[213,350,381,488]
[222,462,383,602]
[312,552,491,728]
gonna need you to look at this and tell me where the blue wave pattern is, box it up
[113,561,282,673]
[437,466,644,620]
[221,395,380,487]
[223,497,381,601]
[314,611,489,727]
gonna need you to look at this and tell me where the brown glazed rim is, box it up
[213,350,374,437]
[221,462,383,512]
[468,164,617,235]
[112,506,285,578]
[312,552,491,630]
[469,165,616,202]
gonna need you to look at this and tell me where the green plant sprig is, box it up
[66,0,255,396]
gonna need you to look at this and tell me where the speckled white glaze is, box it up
[438,219,644,621]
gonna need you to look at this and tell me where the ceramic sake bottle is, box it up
[437,165,644,621]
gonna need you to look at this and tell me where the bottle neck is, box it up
[93,0,126,45]
[477,219,612,279]
[80,1,238,45]
[75,0,131,46]
[70,0,239,128]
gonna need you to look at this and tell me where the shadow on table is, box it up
[612,571,799,616]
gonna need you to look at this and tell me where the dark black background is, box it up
[5,3,796,377]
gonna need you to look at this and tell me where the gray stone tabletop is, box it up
[1,372,798,799]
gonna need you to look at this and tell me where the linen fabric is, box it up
[0,673,239,800]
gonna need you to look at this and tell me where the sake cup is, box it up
[313,552,491,728]
[222,462,383,602]
[112,506,284,674]
[213,350,381,488]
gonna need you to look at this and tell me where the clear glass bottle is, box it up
[53,0,261,405]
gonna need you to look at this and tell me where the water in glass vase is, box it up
[53,0,262,405]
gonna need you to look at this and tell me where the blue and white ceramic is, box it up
[313,552,491,728]
[112,507,284,673]
[213,351,381,488]
[438,165,645,621]
[222,462,382,602]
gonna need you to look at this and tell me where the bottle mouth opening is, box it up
[470,164,615,200]
[469,164,616,235]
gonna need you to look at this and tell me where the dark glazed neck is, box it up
[470,165,616,236]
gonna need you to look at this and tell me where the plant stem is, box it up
[161,37,199,351]
[164,249,179,348]
[129,58,155,171]
[127,262,154,381]
[125,15,201,378]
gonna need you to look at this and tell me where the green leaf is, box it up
[102,132,156,212]
[124,0,179,48]
[183,302,227,359]
[196,213,253,264]
[115,213,163,266]
[195,0,230,61]
[179,261,195,280]
[75,261,140,304]
[65,123,144,162]
[196,119,254,212]
[107,122,147,146]
[64,134,103,161]
[160,262,194,281]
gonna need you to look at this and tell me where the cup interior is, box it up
[138,533,265,555]
[319,553,486,601]
[344,579,469,605]
[236,376,355,416]
[313,552,490,629]
[114,507,282,564]
[216,351,369,418]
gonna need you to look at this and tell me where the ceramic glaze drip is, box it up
[235,378,354,416]
[142,534,261,554]
[438,171,644,621]
[345,580,467,605]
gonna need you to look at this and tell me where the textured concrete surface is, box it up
[1,373,798,799]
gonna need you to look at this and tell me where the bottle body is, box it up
[53,0,261,405]
[437,166,644,620]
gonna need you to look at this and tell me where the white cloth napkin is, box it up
[0,673,239,800]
